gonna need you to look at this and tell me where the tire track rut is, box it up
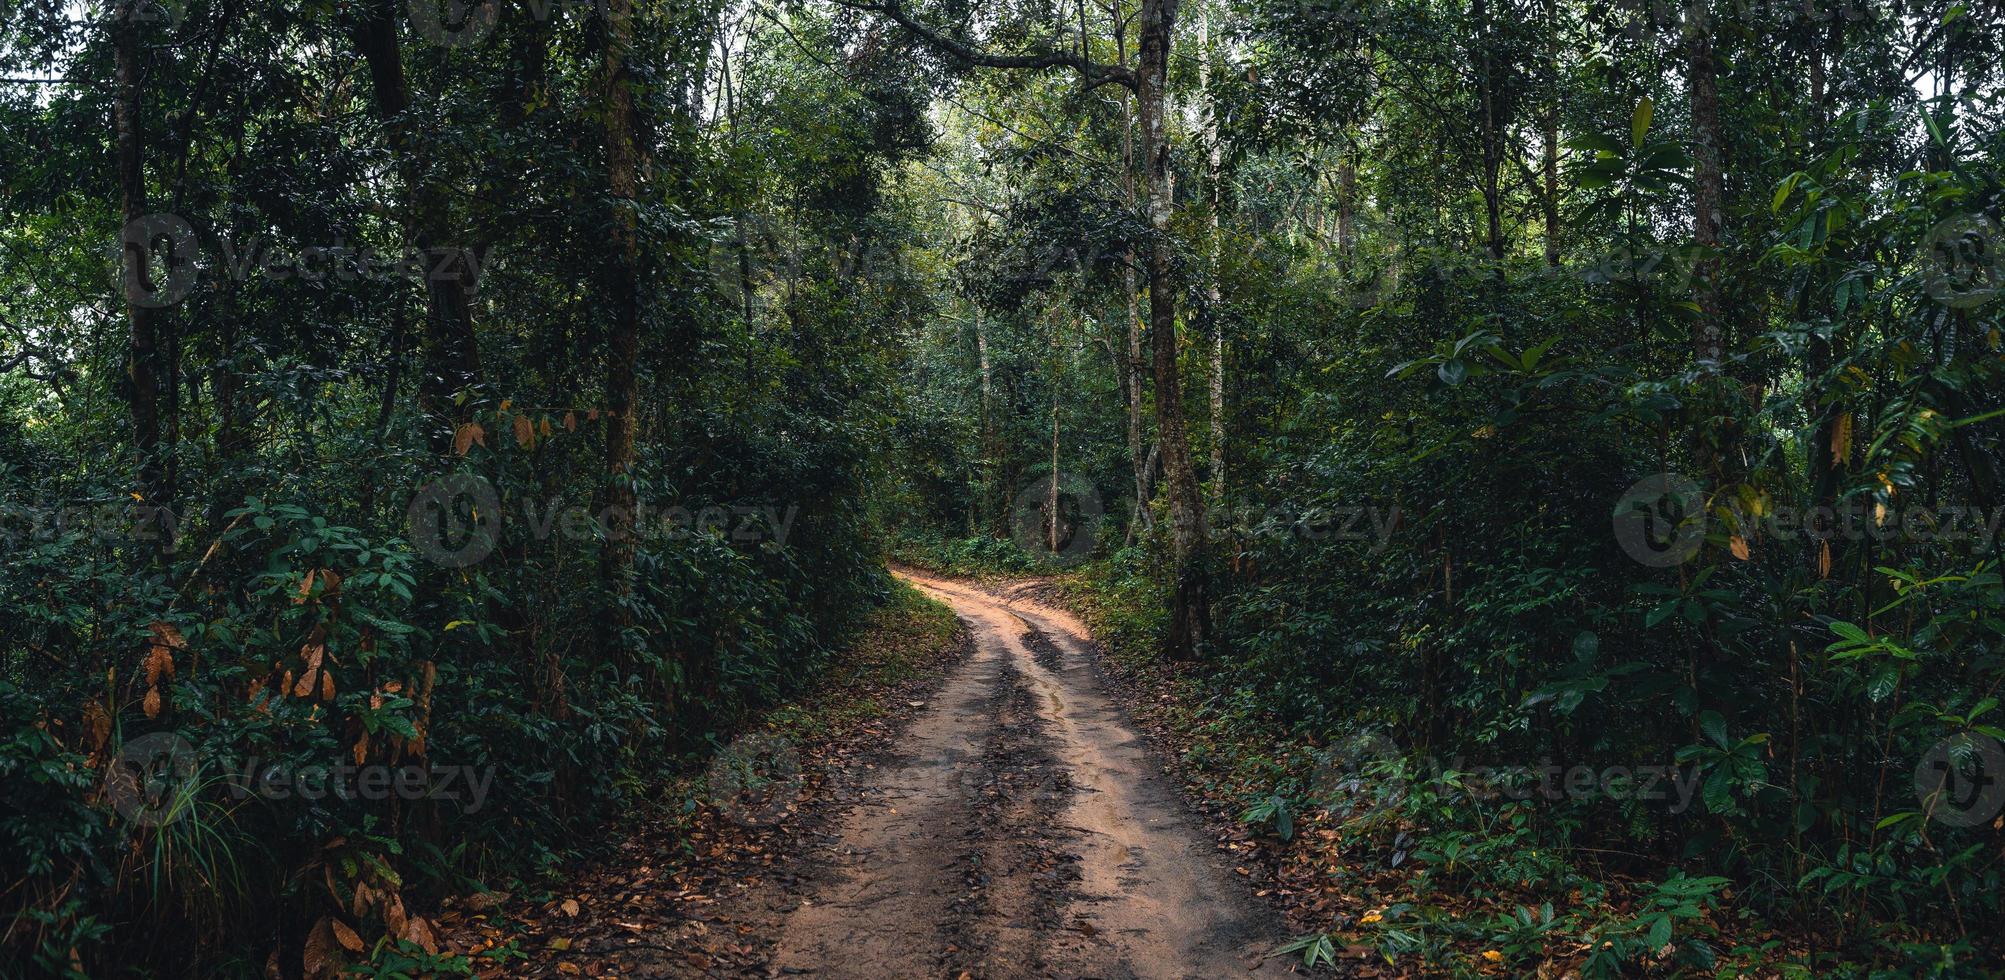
[744,570,1294,979]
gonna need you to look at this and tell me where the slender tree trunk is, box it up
[353,0,483,456]
[719,30,758,325]
[1541,0,1561,268]
[1336,151,1357,263]
[600,0,644,594]
[971,305,998,536]
[113,2,169,554]
[1116,10,1150,547]
[1202,4,1225,499]
[1687,0,1725,363]
[1138,0,1210,658]
[1472,0,1506,261]
[1050,378,1061,553]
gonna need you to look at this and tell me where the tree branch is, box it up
[835,0,1135,92]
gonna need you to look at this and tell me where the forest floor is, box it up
[445,571,1303,978]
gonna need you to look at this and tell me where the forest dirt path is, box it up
[757,569,1295,979]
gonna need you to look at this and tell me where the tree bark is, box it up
[113,2,169,554]
[1202,3,1225,499]
[1050,370,1061,553]
[1541,0,1561,267]
[1472,0,1506,261]
[1687,0,1725,363]
[1138,0,1210,658]
[1118,17,1150,546]
[353,0,483,456]
[975,305,997,535]
[1336,152,1357,263]
[600,0,644,593]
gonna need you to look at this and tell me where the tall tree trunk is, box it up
[1687,0,1725,363]
[1050,376,1061,553]
[1541,0,1561,268]
[1202,3,1225,499]
[975,305,997,535]
[113,2,169,555]
[1472,0,1506,261]
[600,0,644,594]
[1336,151,1357,263]
[1138,0,1210,658]
[1116,9,1151,548]
[353,0,483,456]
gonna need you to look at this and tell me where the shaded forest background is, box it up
[2,0,2002,975]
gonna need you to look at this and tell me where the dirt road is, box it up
[757,570,1295,979]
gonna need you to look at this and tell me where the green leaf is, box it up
[1699,710,1728,748]
[1631,97,1655,147]
[1771,173,1802,214]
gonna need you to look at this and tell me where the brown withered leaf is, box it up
[144,644,175,685]
[143,686,162,719]
[302,918,340,978]
[294,667,318,699]
[296,569,316,603]
[1831,413,1853,465]
[1729,535,1750,561]
[563,411,577,431]
[452,422,486,456]
[352,733,370,766]
[402,916,438,955]
[321,669,335,701]
[147,621,186,650]
[84,700,111,752]
[383,891,408,936]
[513,414,535,448]
[461,890,510,913]
[330,919,364,954]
